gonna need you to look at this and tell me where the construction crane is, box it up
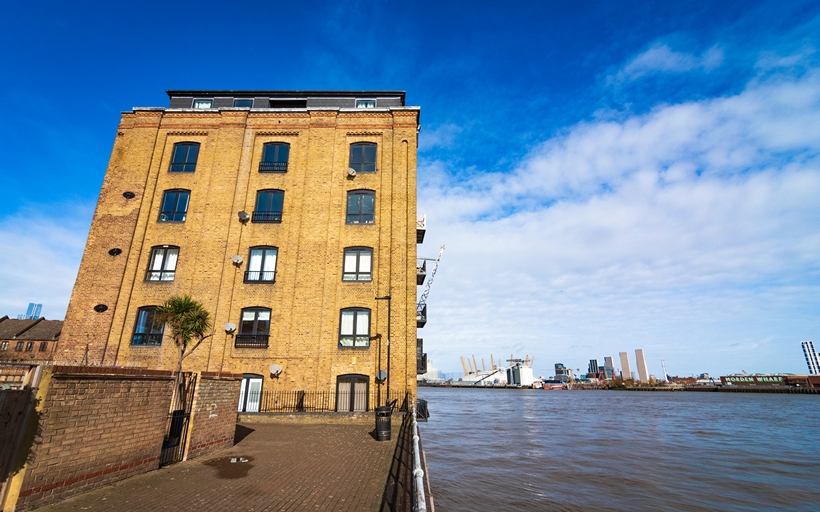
[417,245,445,322]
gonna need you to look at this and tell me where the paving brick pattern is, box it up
[32,421,398,512]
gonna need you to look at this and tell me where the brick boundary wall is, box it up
[14,366,175,510]
[185,372,242,460]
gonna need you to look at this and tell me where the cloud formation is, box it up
[0,204,92,319]
[610,43,724,83]
[419,68,820,377]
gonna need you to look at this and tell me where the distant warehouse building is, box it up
[720,374,820,388]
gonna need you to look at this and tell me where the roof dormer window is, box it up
[355,99,376,109]
[192,99,213,109]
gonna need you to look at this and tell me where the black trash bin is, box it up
[375,406,391,441]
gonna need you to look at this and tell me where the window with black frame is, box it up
[339,308,370,348]
[346,190,375,224]
[236,308,271,348]
[145,246,179,281]
[259,143,290,172]
[245,246,278,283]
[349,143,376,173]
[342,247,372,281]
[253,190,284,223]
[132,306,164,346]
[169,142,199,172]
[159,190,190,222]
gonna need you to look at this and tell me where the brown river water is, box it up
[418,387,820,511]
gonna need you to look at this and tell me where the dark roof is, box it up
[17,320,63,341]
[0,318,63,340]
[166,90,406,105]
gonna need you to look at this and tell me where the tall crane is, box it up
[417,245,445,320]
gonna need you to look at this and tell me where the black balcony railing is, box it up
[244,270,276,283]
[132,333,163,346]
[416,261,427,285]
[252,211,282,223]
[417,304,427,328]
[259,161,288,173]
[145,270,175,282]
[235,334,269,348]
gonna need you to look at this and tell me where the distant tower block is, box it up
[802,341,820,375]
[635,349,650,383]
[619,352,631,380]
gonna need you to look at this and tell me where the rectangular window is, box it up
[132,306,164,346]
[236,308,271,348]
[25,342,33,352]
[349,143,376,173]
[234,99,253,107]
[346,190,375,224]
[39,341,49,352]
[0,341,7,350]
[192,99,213,109]
[245,247,278,283]
[339,308,370,348]
[259,143,290,172]
[159,190,190,222]
[343,248,372,281]
[15,341,24,351]
[145,246,179,281]
[253,190,285,223]
[169,143,200,173]
[355,99,376,108]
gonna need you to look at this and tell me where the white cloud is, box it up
[419,123,462,152]
[0,203,93,319]
[610,43,725,83]
[418,70,820,378]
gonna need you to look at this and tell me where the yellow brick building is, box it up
[59,91,422,412]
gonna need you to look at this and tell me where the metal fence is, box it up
[249,390,410,413]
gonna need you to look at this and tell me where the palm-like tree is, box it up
[155,295,213,376]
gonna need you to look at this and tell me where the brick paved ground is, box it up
[32,421,398,512]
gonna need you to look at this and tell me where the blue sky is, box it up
[1,0,819,377]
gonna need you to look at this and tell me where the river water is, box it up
[417,387,820,511]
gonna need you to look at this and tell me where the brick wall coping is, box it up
[200,371,243,380]
[51,366,175,380]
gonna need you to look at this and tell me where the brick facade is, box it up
[14,366,175,510]
[186,372,242,460]
[58,91,420,406]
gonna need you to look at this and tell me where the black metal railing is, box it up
[244,270,276,283]
[259,161,288,173]
[235,334,269,348]
[416,261,426,285]
[132,333,163,346]
[145,270,175,281]
[252,211,282,223]
[241,390,410,413]
[416,304,427,328]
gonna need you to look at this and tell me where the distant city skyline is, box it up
[1,1,818,377]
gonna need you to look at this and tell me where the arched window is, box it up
[343,247,372,281]
[236,307,271,348]
[349,143,376,173]
[253,189,285,223]
[259,143,290,173]
[132,306,164,346]
[238,374,264,412]
[169,142,200,173]
[346,190,375,224]
[336,374,369,412]
[145,245,179,281]
[245,246,278,283]
[339,308,370,348]
[159,189,190,222]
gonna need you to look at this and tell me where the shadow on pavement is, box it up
[234,424,255,445]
